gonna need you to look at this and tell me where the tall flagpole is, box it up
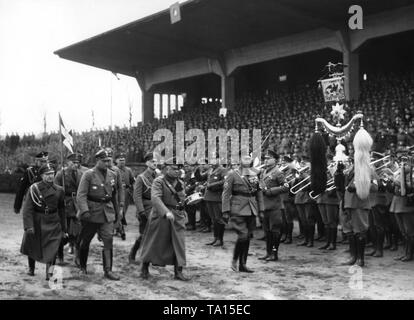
[58,113,66,194]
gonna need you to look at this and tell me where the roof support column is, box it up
[136,75,154,123]
[343,50,359,102]
[141,90,154,123]
[221,75,235,111]
[160,94,164,119]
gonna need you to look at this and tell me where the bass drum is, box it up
[185,192,204,206]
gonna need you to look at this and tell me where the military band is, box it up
[13,140,414,284]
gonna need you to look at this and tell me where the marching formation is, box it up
[14,134,414,283]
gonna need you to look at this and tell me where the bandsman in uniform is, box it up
[138,157,190,281]
[20,164,67,280]
[54,152,83,264]
[280,155,296,245]
[294,156,316,247]
[76,149,121,280]
[222,154,264,273]
[316,155,340,251]
[14,151,49,214]
[183,163,198,231]
[367,164,393,258]
[389,154,414,262]
[205,159,227,247]
[258,150,289,261]
[115,152,135,227]
[129,152,157,264]
[341,130,378,267]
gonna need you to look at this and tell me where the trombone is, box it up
[289,165,311,194]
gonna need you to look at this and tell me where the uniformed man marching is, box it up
[115,153,135,228]
[129,152,157,264]
[205,159,227,247]
[105,148,126,240]
[54,153,83,264]
[14,151,49,214]
[258,150,289,261]
[222,154,264,273]
[138,157,190,281]
[76,149,121,280]
[20,164,67,280]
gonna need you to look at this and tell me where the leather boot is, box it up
[390,233,398,251]
[297,226,308,246]
[355,235,366,267]
[57,241,64,265]
[231,240,243,271]
[280,224,287,243]
[394,240,408,260]
[258,232,272,260]
[141,262,150,279]
[213,224,224,247]
[174,265,190,281]
[239,240,254,273]
[307,225,315,248]
[102,249,120,280]
[373,229,384,257]
[79,246,89,274]
[27,257,35,276]
[266,232,280,261]
[328,227,337,250]
[342,234,357,265]
[366,232,377,256]
[383,231,391,250]
[206,221,218,245]
[401,238,414,262]
[45,259,55,281]
[319,226,331,250]
[284,222,293,244]
[128,238,141,264]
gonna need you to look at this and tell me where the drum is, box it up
[185,192,204,206]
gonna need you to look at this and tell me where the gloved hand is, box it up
[166,211,175,222]
[259,211,264,220]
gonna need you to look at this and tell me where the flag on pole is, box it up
[59,114,74,153]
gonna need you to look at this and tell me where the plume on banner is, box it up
[59,114,73,153]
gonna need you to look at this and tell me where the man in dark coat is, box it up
[54,152,83,264]
[258,150,289,261]
[20,163,66,280]
[222,154,264,273]
[139,158,189,281]
[128,152,157,264]
[76,149,121,280]
[14,151,48,214]
[205,160,227,247]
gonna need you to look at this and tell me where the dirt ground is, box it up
[0,193,413,300]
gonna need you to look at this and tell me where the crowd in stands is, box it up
[1,71,413,173]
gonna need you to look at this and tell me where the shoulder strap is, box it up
[163,177,182,204]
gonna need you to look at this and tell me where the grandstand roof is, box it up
[54,0,414,77]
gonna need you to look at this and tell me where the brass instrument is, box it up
[289,165,311,194]
[308,154,392,200]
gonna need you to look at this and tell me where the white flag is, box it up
[59,114,74,153]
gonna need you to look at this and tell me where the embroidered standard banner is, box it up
[320,76,345,102]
